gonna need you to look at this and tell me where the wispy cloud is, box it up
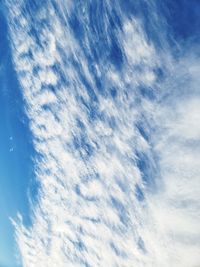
[6,1,200,267]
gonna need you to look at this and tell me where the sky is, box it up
[0,5,34,267]
[0,1,200,267]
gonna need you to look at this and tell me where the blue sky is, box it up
[164,0,200,41]
[0,6,34,266]
[0,1,200,267]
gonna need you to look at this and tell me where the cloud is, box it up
[6,1,200,267]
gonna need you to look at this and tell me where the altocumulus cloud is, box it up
[5,0,200,266]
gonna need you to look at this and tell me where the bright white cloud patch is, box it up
[6,1,200,267]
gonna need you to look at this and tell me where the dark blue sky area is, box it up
[163,0,200,42]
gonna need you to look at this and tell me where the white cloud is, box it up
[6,1,200,267]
